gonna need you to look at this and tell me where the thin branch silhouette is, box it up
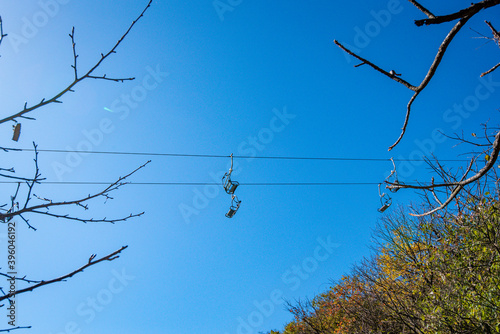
[0,160,150,227]
[0,246,128,302]
[335,1,500,216]
[0,0,152,125]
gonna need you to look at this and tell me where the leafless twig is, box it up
[0,326,33,332]
[0,246,128,302]
[385,130,500,216]
[388,131,499,191]
[481,21,500,77]
[414,0,500,27]
[0,160,150,226]
[407,0,435,19]
[336,1,500,215]
[336,17,471,151]
[0,272,42,284]
[0,0,152,125]
[335,1,499,151]
[0,16,6,50]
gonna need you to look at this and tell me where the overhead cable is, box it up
[1,147,470,162]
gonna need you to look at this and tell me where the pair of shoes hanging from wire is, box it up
[223,154,241,218]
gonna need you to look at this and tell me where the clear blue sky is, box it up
[1,1,499,333]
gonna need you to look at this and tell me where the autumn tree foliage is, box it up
[270,2,500,332]
[273,174,500,333]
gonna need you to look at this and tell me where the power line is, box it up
[1,147,471,162]
[0,181,404,186]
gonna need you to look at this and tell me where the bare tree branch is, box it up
[26,210,144,224]
[414,0,500,26]
[407,0,435,18]
[0,174,35,182]
[0,0,152,125]
[481,61,500,77]
[385,130,500,216]
[0,3,152,330]
[22,143,43,211]
[0,147,21,153]
[0,16,6,49]
[411,185,464,217]
[0,159,150,226]
[440,131,492,147]
[0,326,33,333]
[0,272,41,284]
[409,161,474,217]
[388,15,472,150]
[486,20,500,42]
[430,183,444,206]
[333,40,417,91]
[0,246,128,302]
[336,9,473,151]
[481,21,500,76]
[388,130,499,192]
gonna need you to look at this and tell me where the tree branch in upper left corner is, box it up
[0,0,152,126]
